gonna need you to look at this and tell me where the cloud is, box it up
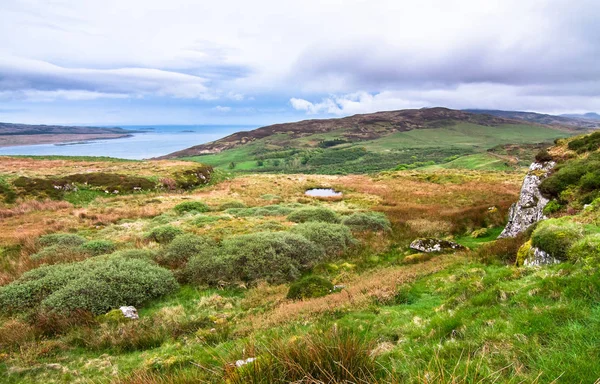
[1,0,600,123]
[291,85,600,117]
[0,57,217,101]
[213,105,232,112]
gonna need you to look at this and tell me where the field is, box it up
[183,123,569,174]
[1,143,599,383]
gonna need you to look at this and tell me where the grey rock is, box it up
[119,306,139,320]
[409,238,466,253]
[524,247,561,267]
[499,161,555,238]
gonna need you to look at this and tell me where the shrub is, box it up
[218,201,246,210]
[171,166,213,190]
[287,275,333,300]
[567,234,600,264]
[192,214,227,226]
[227,205,295,218]
[187,232,324,286]
[287,207,339,223]
[543,200,562,215]
[341,212,391,231]
[157,234,216,268]
[39,233,87,248]
[173,201,210,214]
[146,225,184,244]
[535,149,553,162]
[567,131,600,153]
[81,240,116,256]
[107,248,156,261]
[580,172,600,192]
[0,257,178,315]
[30,245,88,265]
[531,219,584,261]
[290,222,355,255]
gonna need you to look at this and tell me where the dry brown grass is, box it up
[242,253,459,331]
[0,199,72,219]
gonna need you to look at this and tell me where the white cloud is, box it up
[213,105,232,112]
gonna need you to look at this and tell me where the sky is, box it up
[0,0,599,126]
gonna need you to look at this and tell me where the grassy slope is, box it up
[184,123,569,173]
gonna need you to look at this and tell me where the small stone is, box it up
[235,357,256,368]
[409,238,466,253]
[119,306,139,320]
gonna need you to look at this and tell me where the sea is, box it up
[0,125,255,160]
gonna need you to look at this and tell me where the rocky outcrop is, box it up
[525,247,561,267]
[410,238,466,253]
[517,240,561,267]
[499,161,555,238]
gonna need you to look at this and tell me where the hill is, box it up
[560,112,600,120]
[464,109,600,129]
[0,122,132,147]
[162,107,574,174]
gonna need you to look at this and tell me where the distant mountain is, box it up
[0,122,132,148]
[0,122,127,135]
[463,109,600,129]
[560,112,600,121]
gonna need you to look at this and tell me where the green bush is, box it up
[341,212,391,231]
[108,249,156,261]
[287,207,339,223]
[543,200,562,215]
[0,257,177,315]
[290,222,355,255]
[218,201,246,210]
[146,225,184,244]
[81,240,116,256]
[535,149,553,162]
[39,233,87,248]
[192,215,227,226]
[157,234,216,268]
[287,275,333,300]
[226,205,295,217]
[30,244,85,263]
[531,219,584,261]
[187,232,324,286]
[567,131,600,153]
[567,234,600,264]
[173,201,210,214]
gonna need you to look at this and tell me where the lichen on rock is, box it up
[409,238,466,253]
[499,161,555,239]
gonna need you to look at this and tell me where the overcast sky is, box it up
[1,0,599,125]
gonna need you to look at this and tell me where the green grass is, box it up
[183,123,569,174]
[423,153,513,171]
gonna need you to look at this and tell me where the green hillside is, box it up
[183,122,569,174]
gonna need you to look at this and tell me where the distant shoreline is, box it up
[0,133,133,148]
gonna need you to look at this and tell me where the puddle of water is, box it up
[305,188,342,197]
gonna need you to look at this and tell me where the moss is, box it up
[173,201,210,214]
[531,219,584,261]
[516,240,533,266]
[287,276,333,300]
[97,309,129,324]
[287,207,340,223]
[146,225,184,244]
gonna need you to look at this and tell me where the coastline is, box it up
[0,133,134,148]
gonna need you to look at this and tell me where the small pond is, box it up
[304,188,343,197]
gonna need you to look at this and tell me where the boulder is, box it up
[525,247,561,267]
[499,161,555,238]
[409,238,466,253]
[119,306,139,320]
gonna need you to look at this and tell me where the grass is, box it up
[183,122,569,174]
